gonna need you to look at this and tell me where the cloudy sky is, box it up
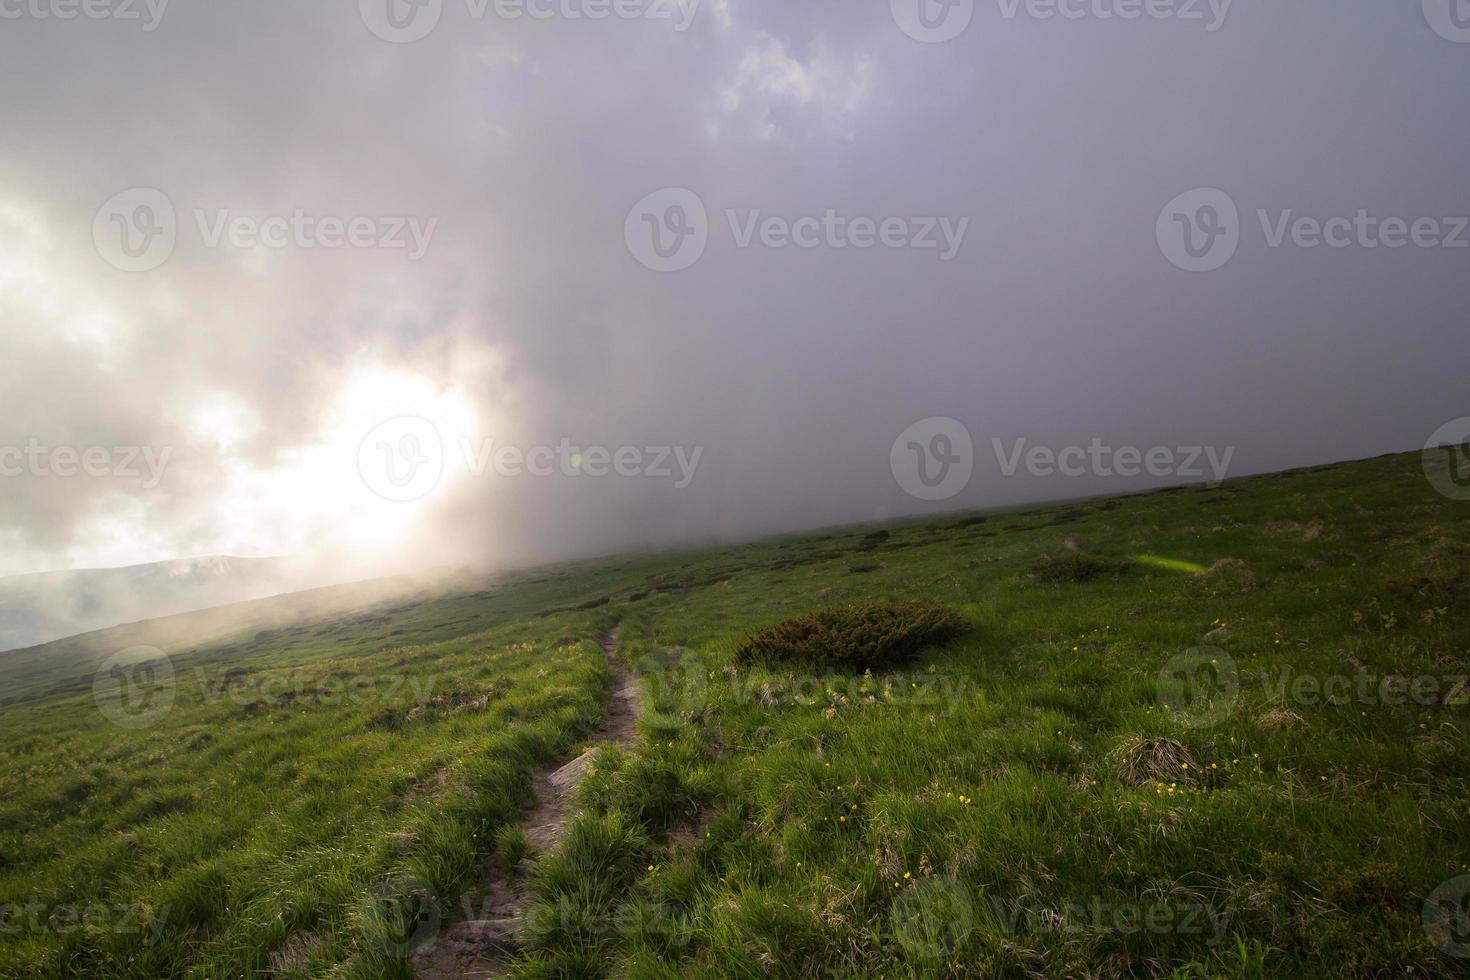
[1,0,1467,581]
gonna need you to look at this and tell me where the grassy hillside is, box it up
[2,450,1468,977]
[0,556,316,654]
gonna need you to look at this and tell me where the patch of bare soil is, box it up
[413,628,638,979]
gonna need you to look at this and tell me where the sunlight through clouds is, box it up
[196,367,480,568]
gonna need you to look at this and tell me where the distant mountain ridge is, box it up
[0,555,327,652]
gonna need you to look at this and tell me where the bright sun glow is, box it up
[205,367,478,568]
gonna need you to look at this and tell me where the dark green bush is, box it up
[1031,550,1128,582]
[732,601,968,671]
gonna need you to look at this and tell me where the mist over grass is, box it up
[1,449,1467,976]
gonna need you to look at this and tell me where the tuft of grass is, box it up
[1031,550,1128,582]
[494,824,532,877]
[1108,734,1197,786]
[731,602,968,671]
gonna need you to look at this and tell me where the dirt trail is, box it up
[413,628,638,979]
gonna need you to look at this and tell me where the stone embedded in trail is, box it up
[548,750,596,793]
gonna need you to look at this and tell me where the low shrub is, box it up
[732,601,968,671]
[1031,550,1128,582]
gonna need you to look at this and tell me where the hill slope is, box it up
[0,555,330,653]
[0,449,1467,978]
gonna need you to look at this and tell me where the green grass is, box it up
[3,449,1469,977]
[0,623,615,978]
